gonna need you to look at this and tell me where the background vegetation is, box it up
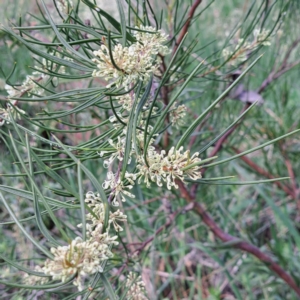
[0,0,300,299]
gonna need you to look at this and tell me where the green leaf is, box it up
[26,134,61,247]
[203,129,300,168]
[40,0,95,66]
[77,162,86,240]
[116,0,127,46]
[0,191,53,259]
[100,273,118,300]
[0,253,49,277]
[52,135,110,232]
[176,55,263,149]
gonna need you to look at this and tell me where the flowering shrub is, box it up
[1,1,299,299]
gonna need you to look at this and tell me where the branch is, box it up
[172,0,203,56]
[177,180,300,297]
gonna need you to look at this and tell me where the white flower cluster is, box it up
[43,236,110,290]
[98,113,201,199]
[56,0,73,15]
[222,28,271,65]
[125,272,148,300]
[103,171,137,205]
[5,54,69,100]
[0,105,25,127]
[23,266,49,286]
[253,28,271,46]
[92,26,169,89]
[5,71,45,100]
[169,101,187,128]
[137,146,202,190]
[24,192,126,291]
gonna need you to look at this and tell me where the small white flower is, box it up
[109,209,127,232]
[103,171,136,205]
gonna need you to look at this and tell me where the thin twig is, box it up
[172,0,203,56]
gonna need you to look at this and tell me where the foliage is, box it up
[0,0,300,299]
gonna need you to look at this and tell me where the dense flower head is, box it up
[125,272,148,300]
[137,146,202,190]
[0,105,25,126]
[27,191,127,291]
[43,237,111,291]
[134,26,170,56]
[92,26,169,89]
[169,102,187,127]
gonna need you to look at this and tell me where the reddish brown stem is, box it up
[172,0,203,56]
[177,181,300,296]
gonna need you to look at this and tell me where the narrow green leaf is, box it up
[0,276,75,290]
[198,102,257,155]
[0,192,53,258]
[40,0,95,66]
[28,147,80,200]
[203,129,300,168]
[26,134,60,247]
[77,162,86,240]
[81,0,135,42]
[122,79,152,179]
[116,0,127,46]
[8,130,69,242]
[189,177,291,185]
[100,273,118,300]
[0,185,76,208]
[0,254,49,277]
[52,135,110,232]
[257,187,300,251]
[1,26,92,72]
[176,55,263,149]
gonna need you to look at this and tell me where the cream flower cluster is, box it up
[5,55,69,100]
[56,0,73,15]
[5,71,46,100]
[23,266,49,285]
[99,122,201,198]
[222,28,271,65]
[137,146,202,190]
[169,101,187,128]
[92,26,169,89]
[125,272,148,300]
[102,171,137,205]
[0,105,25,126]
[24,192,126,291]
[43,236,111,290]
